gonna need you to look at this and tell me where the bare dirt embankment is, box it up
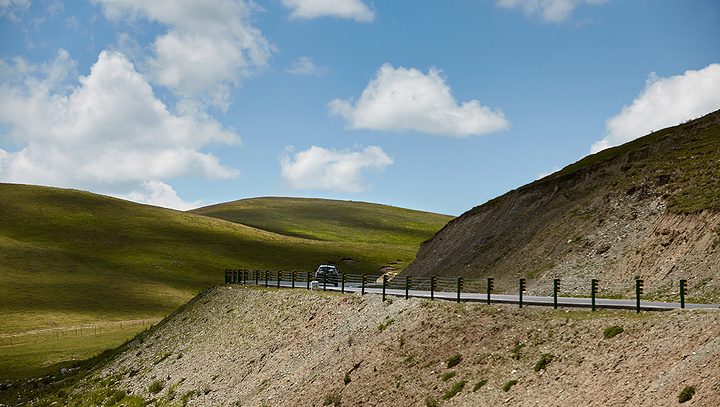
[86,286,720,406]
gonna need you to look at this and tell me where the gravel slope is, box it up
[89,285,720,406]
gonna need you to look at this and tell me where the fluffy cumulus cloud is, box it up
[328,63,510,137]
[94,0,274,110]
[286,56,330,76]
[497,0,608,23]
[591,64,720,153]
[0,49,241,209]
[280,145,393,193]
[281,0,374,22]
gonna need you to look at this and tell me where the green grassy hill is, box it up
[0,186,452,331]
[0,185,451,378]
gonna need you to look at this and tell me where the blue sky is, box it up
[1,0,719,216]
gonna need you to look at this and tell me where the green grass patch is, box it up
[447,353,462,368]
[442,380,467,400]
[503,380,518,392]
[0,323,149,380]
[678,385,695,403]
[603,325,624,339]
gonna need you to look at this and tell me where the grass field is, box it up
[0,184,452,378]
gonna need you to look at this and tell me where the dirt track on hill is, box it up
[85,286,720,406]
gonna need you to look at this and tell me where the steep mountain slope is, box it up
[403,110,720,297]
[9,286,720,406]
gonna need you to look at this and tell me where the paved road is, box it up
[251,280,718,311]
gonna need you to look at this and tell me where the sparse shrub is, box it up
[511,343,525,360]
[323,392,342,406]
[503,379,518,392]
[180,390,195,405]
[425,395,439,407]
[442,371,456,381]
[534,353,554,371]
[378,319,394,331]
[148,380,164,394]
[108,389,126,404]
[442,380,467,400]
[678,386,695,403]
[603,325,624,339]
[344,372,351,385]
[447,353,462,368]
[473,379,488,392]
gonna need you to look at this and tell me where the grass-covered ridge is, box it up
[191,196,453,245]
[0,185,451,378]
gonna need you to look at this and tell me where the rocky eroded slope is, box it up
[18,286,720,406]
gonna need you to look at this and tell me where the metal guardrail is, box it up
[223,269,720,312]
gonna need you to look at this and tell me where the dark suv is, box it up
[315,265,339,286]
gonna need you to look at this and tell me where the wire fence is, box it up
[0,319,160,348]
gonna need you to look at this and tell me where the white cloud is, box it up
[591,64,720,153]
[0,49,241,209]
[286,56,330,76]
[497,0,608,24]
[126,180,203,210]
[93,0,274,109]
[281,0,374,22]
[328,63,510,137]
[0,0,30,21]
[280,145,393,193]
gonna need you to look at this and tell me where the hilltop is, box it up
[403,109,720,299]
[6,286,719,406]
[0,187,450,377]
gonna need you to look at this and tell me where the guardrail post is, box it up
[430,276,436,300]
[342,274,346,293]
[265,271,269,287]
[362,275,367,295]
[487,278,493,305]
[636,279,643,313]
[323,271,327,291]
[680,279,687,309]
[307,272,311,290]
[382,275,388,302]
[519,278,526,308]
[277,271,282,288]
[225,269,229,284]
[255,270,259,285]
[405,276,411,299]
[553,279,560,309]
[292,270,296,288]
[457,277,463,303]
[591,279,598,311]
[243,269,248,284]
[234,269,238,283]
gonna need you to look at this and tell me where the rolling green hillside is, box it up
[191,197,453,245]
[0,186,451,334]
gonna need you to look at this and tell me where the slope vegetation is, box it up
[8,286,720,406]
[0,186,450,368]
[403,109,720,299]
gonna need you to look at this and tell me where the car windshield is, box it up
[318,267,335,272]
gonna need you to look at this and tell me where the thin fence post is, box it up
[519,278,526,308]
[591,279,598,311]
[362,275,367,295]
[457,277,463,303]
[636,279,643,313]
[553,279,560,309]
[680,279,687,309]
[342,274,346,293]
[277,271,282,288]
[405,276,411,299]
[323,271,327,291]
[265,271,269,287]
[255,270,259,285]
[292,270,296,288]
[307,272,311,289]
[487,278,493,305]
[382,275,387,302]
[430,276,436,300]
